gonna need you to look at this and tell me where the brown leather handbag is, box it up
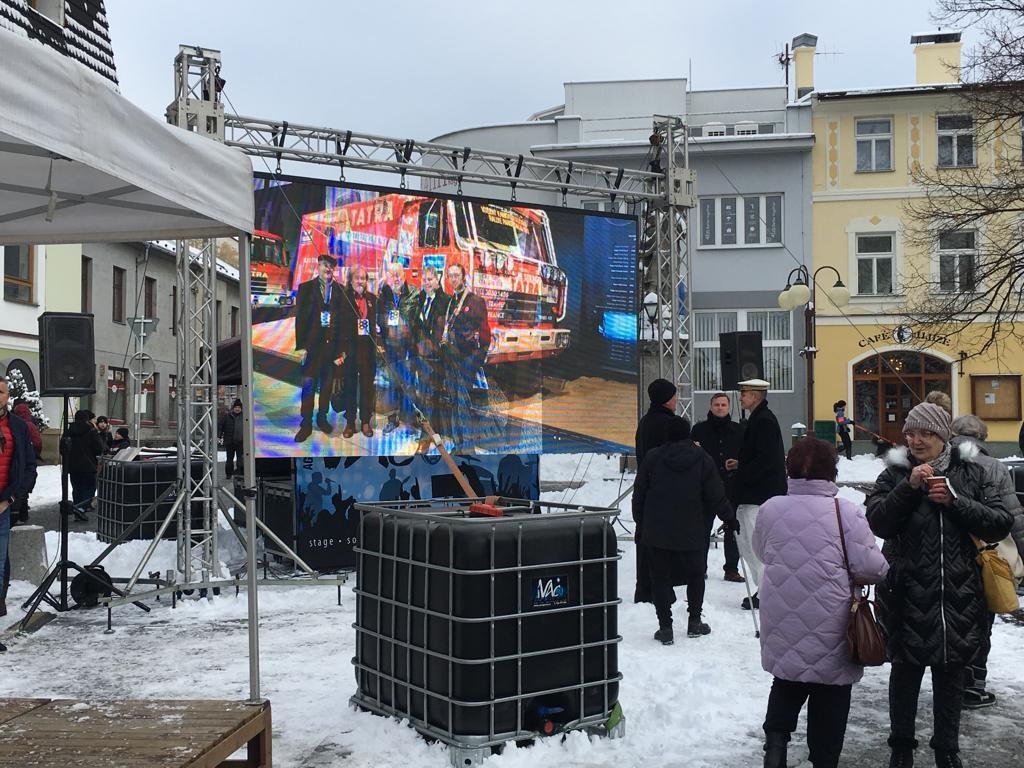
[835,499,887,666]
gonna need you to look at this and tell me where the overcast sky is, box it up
[107,0,956,142]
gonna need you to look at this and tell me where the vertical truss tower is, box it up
[169,46,225,584]
[641,117,696,421]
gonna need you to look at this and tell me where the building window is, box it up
[693,309,794,392]
[699,194,783,248]
[112,266,126,323]
[172,285,178,337]
[937,114,974,167]
[168,374,178,426]
[937,230,977,293]
[141,374,157,426]
[28,0,65,25]
[81,256,92,313]
[704,123,726,137]
[856,118,893,171]
[735,122,758,136]
[144,276,156,319]
[108,367,128,423]
[230,306,239,337]
[216,299,223,340]
[3,245,34,304]
[855,234,895,296]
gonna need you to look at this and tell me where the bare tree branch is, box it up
[900,1,1024,358]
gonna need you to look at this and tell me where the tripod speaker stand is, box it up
[20,396,148,629]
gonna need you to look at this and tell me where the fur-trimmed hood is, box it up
[883,440,980,470]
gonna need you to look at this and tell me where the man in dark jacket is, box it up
[635,378,681,463]
[691,392,745,582]
[0,378,39,631]
[294,253,344,442]
[440,262,491,449]
[727,378,787,605]
[412,266,450,447]
[10,400,41,525]
[634,378,689,606]
[96,415,113,454]
[377,262,419,434]
[867,402,1012,767]
[65,410,105,519]
[340,264,379,439]
[633,417,734,644]
[218,398,244,477]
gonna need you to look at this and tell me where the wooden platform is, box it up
[0,698,271,767]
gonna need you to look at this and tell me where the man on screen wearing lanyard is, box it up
[341,265,379,439]
[413,266,450,444]
[441,262,491,450]
[377,261,419,435]
[294,254,343,443]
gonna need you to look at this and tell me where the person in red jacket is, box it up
[0,379,39,635]
[10,400,41,525]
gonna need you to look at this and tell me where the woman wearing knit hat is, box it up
[865,401,1014,768]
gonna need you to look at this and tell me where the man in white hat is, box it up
[724,378,787,608]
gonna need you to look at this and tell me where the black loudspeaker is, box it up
[719,331,764,390]
[39,312,96,396]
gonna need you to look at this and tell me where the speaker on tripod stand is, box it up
[21,313,121,623]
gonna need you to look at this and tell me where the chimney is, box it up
[911,31,962,84]
[792,33,817,99]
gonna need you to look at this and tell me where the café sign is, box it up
[858,324,952,348]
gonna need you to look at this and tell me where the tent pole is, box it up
[238,231,261,703]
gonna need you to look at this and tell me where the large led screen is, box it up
[250,174,638,457]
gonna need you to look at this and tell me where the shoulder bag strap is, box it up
[835,498,856,597]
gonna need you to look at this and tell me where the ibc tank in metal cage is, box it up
[350,497,622,766]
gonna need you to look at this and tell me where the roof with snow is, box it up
[0,0,118,87]
[816,83,963,100]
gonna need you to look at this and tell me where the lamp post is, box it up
[778,265,850,430]
[642,291,659,342]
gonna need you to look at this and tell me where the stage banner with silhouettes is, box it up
[294,454,540,570]
[249,173,638,458]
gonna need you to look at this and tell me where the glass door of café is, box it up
[880,377,923,445]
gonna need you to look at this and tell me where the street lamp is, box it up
[643,291,659,340]
[778,265,850,430]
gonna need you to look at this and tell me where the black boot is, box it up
[934,752,963,768]
[888,737,917,768]
[763,731,789,768]
[653,625,674,645]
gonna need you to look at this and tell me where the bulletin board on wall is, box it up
[970,375,1022,421]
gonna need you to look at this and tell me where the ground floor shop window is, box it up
[852,351,951,445]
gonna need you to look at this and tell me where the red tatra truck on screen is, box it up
[291,195,570,364]
[249,229,295,306]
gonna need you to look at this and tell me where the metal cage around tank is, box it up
[350,498,622,765]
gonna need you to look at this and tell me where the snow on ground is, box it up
[5,452,1023,768]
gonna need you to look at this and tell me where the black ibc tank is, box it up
[352,502,620,744]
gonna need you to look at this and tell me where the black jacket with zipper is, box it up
[866,446,1013,667]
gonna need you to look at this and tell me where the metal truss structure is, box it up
[220,112,695,420]
[120,49,695,603]
[174,237,221,584]
[643,117,696,421]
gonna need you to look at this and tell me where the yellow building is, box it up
[806,31,1023,450]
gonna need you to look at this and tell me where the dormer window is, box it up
[27,0,65,27]
[705,123,726,137]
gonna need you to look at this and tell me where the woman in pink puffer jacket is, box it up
[753,437,888,768]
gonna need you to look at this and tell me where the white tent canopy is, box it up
[0,27,253,245]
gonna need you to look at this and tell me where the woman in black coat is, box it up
[866,402,1012,768]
